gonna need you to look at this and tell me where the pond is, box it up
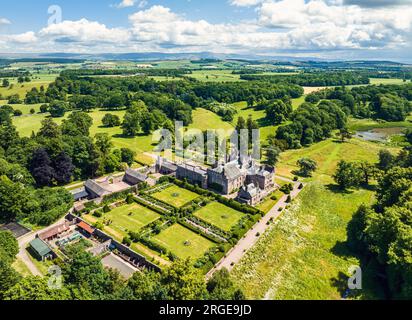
[355,127,405,142]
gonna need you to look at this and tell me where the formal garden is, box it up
[77,177,265,273]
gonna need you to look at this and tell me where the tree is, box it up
[265,99,292,125]
[120,148,135,166]
[0,231,19,263]
[337,127,353,142]
[0,175,28,222]
[235,116,246,133]
[39,104,48,113]
[333,160,362,190]
[2,79,10,87]
[38,118,61,139]
[297,158,317,177]
[377,149,395,172]
[122,101,146,137]
[29,148,55,186]
[102,113,121,127]
[61,112,93,136]
[265,146,281,166]
[405,129,412,145]
[161,259,207,300]
[3,276,72,300]
[0,259,21,299]
[95,133,113,158]
[48,101,68,118]
[128,271,166,300]
[356,161,378,185]
[206,268,244,300]
[53,152,75,184]
[103,92,126,110]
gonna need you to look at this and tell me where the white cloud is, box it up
[1,1,411,59]
[0,18,11,25]
[229,0,264,6]
[39,19,130,43]
[116,0,136,8]
[7,31,37,43]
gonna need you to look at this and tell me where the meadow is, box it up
[83,203,161,241]
[231,136,393,299]
[151,185,200,208]
[193,202,244,232]
[152,224,215,260]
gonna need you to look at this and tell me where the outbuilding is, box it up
[29,238,53,261]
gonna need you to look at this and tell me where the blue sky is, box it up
[1,0,412,61]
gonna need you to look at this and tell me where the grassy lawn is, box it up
[152,224,215,260]
[83,203,161,241]
[348,117,412,132]
[151,185,200,208]
[369,78,410,85]
[194,202,244,232]
[12,257,33,277]
[231,137,396,299]
[189,108,234,132]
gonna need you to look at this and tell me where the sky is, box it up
[0,0,412,62]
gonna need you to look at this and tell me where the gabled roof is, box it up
[125,168,147,182]
[239,183,258,199]
[38,222,70,240]
[84,179,108,197]
[77,221,95,234]
[30,238,52,257]
[70,187,89,201]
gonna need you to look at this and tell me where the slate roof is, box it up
[125,168,147,182]
[84,179,108,197]
[212,163,243,180]
[239,183,258,199]
[70,187,89,201]
[30,238,52,257]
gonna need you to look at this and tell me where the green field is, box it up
[152,224,215,260]
[0,73,57,98]
[188,70,243,82]
[232,137,391,299]
[151,185,200,208]
[194,202,244,232]
[189,108,234,132]
[369,78,410,85]
[83,203,161,241]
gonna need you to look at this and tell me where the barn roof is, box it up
[30,238,52,257]
[84,179,108,197]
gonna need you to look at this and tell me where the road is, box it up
[206,177,304,279]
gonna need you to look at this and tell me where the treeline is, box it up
[0,70,31,78]
[0,235,244,300]
[343,144,412,299]
[240,71,370,87]
[22,74,303,126]
[61,68,191,78]
[306,83,412,121]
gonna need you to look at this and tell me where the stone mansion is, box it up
[156,156,276,206]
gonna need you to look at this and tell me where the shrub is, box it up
[13,109,22,116]
[286,195,292,203]
[122,236,132,246]
[93,209,103,218]
[126,193,134,204]
[298,183,304,190]
[30,108,35,114]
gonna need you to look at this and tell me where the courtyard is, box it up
[194,202,244,232]
[83,203,161,241]
[151,185,200,208]
[152,224,215,260]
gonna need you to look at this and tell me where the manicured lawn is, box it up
[194,202,244,232]
[83,203,161,241]
[152,224,215,260]
[151,185,200,208]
